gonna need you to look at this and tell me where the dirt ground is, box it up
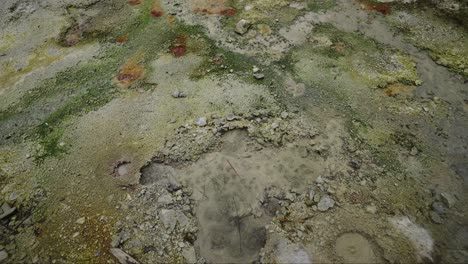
[0,0,467,263]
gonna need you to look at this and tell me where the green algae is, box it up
[309,24,420,88]
[387,7,468,79]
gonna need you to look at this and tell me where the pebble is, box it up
[0,203,16,220]
[194,117,207,127]
[76,217,85,225]
[172,90,187,98]
[235,19,251,35]
[280,111,289,119]
[429,211,443,224]
[365,205,377,214]
[253,73,264,80]
[317,195,335,211]
[157,194,174,205]
[440,192,456,208]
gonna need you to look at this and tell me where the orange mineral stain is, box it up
[150,0,164,17]
[357,0,391,15]
[128,0,141,6]
[170,36,187,57]
[115,59,144,88]
[219,8,236,16]
[116,33,129,43]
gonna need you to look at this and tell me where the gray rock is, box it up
[76,217,85,225]
[226,114,236,121]
[157,194,174,205]
[431,201,447,214]
[172,90,187,98]
[280,111,289,119]
[285,192,295,202]
[235,19,251,35]
[440,192,456,208]
[0,203,16,220]
[429,211,443,224]
[160,209,190,231]
[109,248,140,264]
[317,195,335,212]
[194,117,207,127]
[0,250,8,262]
[182,246,197,263]
[253,73,265,80]
[9,192,18,201]
[275,238,312,263]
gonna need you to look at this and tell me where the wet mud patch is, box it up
[335,232,378,263]
[138,128,346,262]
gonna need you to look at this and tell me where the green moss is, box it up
[387,7,468,79]
[307,0,337,12]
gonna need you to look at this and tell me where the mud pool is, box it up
[0,0,467,263]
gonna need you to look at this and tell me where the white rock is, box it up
[389,216,434,262]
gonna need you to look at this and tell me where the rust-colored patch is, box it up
[150,0,164,17]
[116,33,129,43]
[357,0,391,15]
[171,46,187,58]
[115,59,144,88]
[191,0,236,16]
[170,36,187,57]
[383,83,412,97]
[128,0,141,6]
[332,42,346,53]
[219,8,236,16]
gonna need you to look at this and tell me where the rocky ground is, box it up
[0,0,467,263]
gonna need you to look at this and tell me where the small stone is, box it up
[72,232,80,238]
[429,211,443,224]
[235,19,251,35]
[172,90,187,98]
[226,114,236,121]
[194,117,207,127]
[410,147,419,156]
[9,192,18,201]
[365,205,377,214]
[285,192,295,202]
[317,195,335,212]
[157,194,174,205]
[182,246,197,263]
[440,192,456,208]
[0,250,8,262]
[253,73,264,80]
[280,111,289,119]
[253,66,260,73]
[432,201,447,215]
[76,217,85,225]
[109,248,140,264]
[160,209,177,231]
[271,122,279,129]
[0,203,16,220]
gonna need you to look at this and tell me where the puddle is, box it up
[335,232,378,263]
[140,130,328,262]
